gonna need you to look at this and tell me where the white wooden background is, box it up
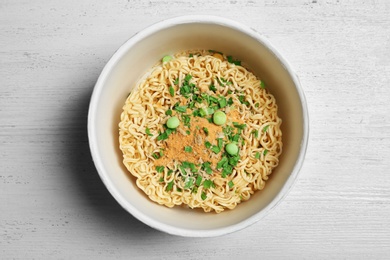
[1,0,389,259]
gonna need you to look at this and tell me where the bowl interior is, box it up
[89,17,306,236]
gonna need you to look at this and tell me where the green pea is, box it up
[213,111,226,125]
[167,116,180,129]
[225,142,239,155]
[162,55,172,63]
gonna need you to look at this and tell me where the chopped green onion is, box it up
[260,81,266,89]
[157,132,169,141]
[211,145,221,154]
[195,175,202,186]
[186,130,191,135]
[184,177,194,189]
[165,109,172,116]
[201,192,207,200]
[205,141,212,149]
[145,127,153,137]
[166,180,174,191]
[184,74,192,82]
[174,78,179,85]
[199,107,215,117]
[232,134,240,142]
[227,55,241,66]
[263,149,269,156]
[202,162,213,175]
[227,97,234,106]
[203,179,214,189]
[155,166,164,173]
[228,180,234,188]
[218,96,227,108]
[238,95,249,106]
[252,129,259,138]
[169,85,175,96]
[184,146,193,153]
[228,155,240,166]
[217,156,228,169]
[221,165,233,178]
[174,105,187,113]
[208,50,223,55]
[181,114,191,127]
[255,152,260,159]
[209,84,217,92]
[217,138,224,150]
[203,127,209,136]
[168,169,173,176]
[262,125,270,132]
[233,122,246,129]
[162,55,172,63]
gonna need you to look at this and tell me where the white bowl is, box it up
[88,15,309,237]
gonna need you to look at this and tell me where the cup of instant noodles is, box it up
[88,15,309,237]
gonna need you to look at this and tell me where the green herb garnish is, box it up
[202,162,213,175]
[263,149,269,156]
[255,152,260,159]
[166,180,174,191]
[227,55,241,66]
[228,180,234,188]
[203,179,214,189]
[211,145,221,154]
[165,109,172,116]
[195,175,202,186]
[174,105,187,113]
[203,127,209,136]
[184,177,194,189]
[169,85,175,96]
[184,146,193,153]
[260,81,266,89]
[209,84,217,92]
[145,127,153,136]
[155,166,164,173]
[262,125,270,132]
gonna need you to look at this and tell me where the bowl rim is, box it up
[87,14,309,237]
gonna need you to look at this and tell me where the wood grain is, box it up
[1,0,390,258]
